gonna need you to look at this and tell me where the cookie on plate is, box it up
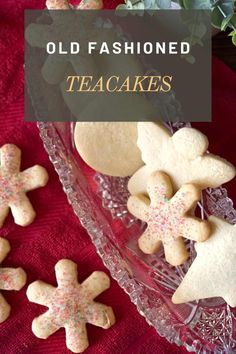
[172,216,236,307]
[128,122,236,195]
[127,171,211,266]
[74,122,144,177]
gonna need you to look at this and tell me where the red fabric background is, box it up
[0,1,236,353]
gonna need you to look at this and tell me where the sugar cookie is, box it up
[127,171,211,266]
[128,122,236,195]
[74,122,144,177]
[172,216,236,307]
[46,0,103,9]
[0,238,27,323]
[0,144,48,227]
[27,259,115,353]
[46,0,71,9]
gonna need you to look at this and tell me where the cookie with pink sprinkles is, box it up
[46,0,103,10]
[27,259,115,353]
[127,171,211,266]
[0,237,27,323]
[0,144,48,227]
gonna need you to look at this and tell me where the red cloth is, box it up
[0,1,236,354]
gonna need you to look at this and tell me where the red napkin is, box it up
[0,1,236,354]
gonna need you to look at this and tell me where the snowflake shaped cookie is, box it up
[0,238,27,323]
[128,123,236,195]
[27,259,115,353]
[46,0,103,10]
[128,171,211,266]
[172,216,236,307]
[0,144,48,227]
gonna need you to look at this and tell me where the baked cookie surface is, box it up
[0,144,48,227]
[172,216,236,307]
[27,259,115,353]
[128,171,211,266]
[128,123,236,195]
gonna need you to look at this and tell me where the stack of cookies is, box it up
[75,122,236,307]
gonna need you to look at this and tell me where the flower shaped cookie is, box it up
[128,171,211,266]
[0,238,27,323]
[172,216,236,307]
[27,259,115,353]
[128,123,236,195]
[0,144,48,227]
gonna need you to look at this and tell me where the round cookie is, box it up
[74,122,143,177]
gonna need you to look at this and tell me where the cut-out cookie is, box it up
[0,144,48,227]
[46,0,103,10]
[46,0,71,9]
[128,123,236,195]
[172,216,236,307]
[0,238,27,323]
[127,171,211,266]
[74,122,145,177]
[27,259,115,353]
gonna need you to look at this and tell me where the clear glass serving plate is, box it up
[38,121,236,354]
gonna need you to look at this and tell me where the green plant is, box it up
[117,0,236,46]
[181,0,236,45]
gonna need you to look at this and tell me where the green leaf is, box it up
[212,6,224,28]
[188,22,207,38]
[115,5,129,15]
[228,29,236,36]
[227,13,236,30]
[182,53,196,64]
[211,0,235,28]
[195,38,204,46]
[221,13,233,30]
[219,0,234,16]
[178,0,185,7]
[232,32,236,45]
[182,0,211,9]
[180,10,194,23]
[156,0,172,8]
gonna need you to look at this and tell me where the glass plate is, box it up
[38,121,236,354]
